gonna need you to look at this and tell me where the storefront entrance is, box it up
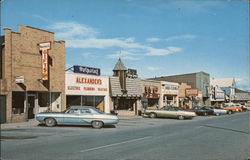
[28,95,35,119]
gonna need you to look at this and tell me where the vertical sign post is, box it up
[39,42,51,81]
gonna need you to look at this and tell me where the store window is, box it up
[38,92,50,107]
[66,96,81,108]
[12,92,25,114]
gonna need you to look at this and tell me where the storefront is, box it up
[109,58,142,115]
[160,81,179,107]
[210,86,225,106]
[65,71,110,113]
[141,80,160,109]
[0,25,66,123]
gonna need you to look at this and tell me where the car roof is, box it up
[69,106,96,110]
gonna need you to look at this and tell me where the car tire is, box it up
[178,115,184,120]
[204,112,208,116]
[45,118,56,127]
[91,121,104,129]
[149,113,157,118]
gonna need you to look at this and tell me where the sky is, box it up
[1,0,249,90]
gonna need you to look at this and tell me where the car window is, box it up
[68,109,80,114]
[80,109,91,114]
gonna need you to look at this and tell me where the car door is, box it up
[63,109,81,124]
[162,106,174,118]
[78,109,94,124]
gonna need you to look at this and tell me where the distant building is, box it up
[0,25,66,123]
[109,58,142,115]
[211,78,236,103]
[149,72,210,105]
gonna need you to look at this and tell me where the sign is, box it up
[186,88,198,96]
[15,76,24,84]
[73,65,100,76]
[39,42,51,51]
[39,42,51,81]
[127,68,138,78]
[41,50,49,80]
[65,73,109,96]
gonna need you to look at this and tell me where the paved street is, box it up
[1,112,250,160]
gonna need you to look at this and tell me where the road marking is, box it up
[80,136,151,153]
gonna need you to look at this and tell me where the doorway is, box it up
[28,95,35,119]
[0,95,6,123]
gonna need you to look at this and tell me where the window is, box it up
[66,96,81,108]
[38,92,50,107]
[80,109,91,114]
[12,92,25,114]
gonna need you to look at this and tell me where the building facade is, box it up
[0,25,66,123]
[150,72,210,105]
[160,81,179,107]
[65,71,110,113]
[109,58,142,115]
[141,79,161,109]
[211,78,236,103]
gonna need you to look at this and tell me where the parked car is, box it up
[223,104,243,114]
[143,106,196,120]
[189,106,214,116]
[36,106,119,129]
[204,106,228,116]
[242,105,250,111]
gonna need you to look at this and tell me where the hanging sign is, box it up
[39,42,51,81]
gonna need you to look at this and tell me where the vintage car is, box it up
[143,106,196,120]
[36,106,119,129]
[223,103,243,114]
[204,106,228,116]
[189,106,214,116]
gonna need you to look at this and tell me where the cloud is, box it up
[165,34,197,41]
[48,22,99,40]
[47,21,182,58]
[147,66,160,71]
[146,46,182,56]
[235,78,249,90]
[107,50,141,60]
[146,38,161,43]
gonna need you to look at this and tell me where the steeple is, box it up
[112,58,127,94]
[113,58,127,71]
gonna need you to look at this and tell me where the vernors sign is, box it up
[73,65,100,76]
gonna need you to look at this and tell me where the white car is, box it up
[36,106,119,129]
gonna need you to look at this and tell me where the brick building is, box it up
[0,25,66,123]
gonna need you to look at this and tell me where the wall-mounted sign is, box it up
[73,65,100,76]
[127,68,138,78]
[41,50,49,80]
[15,76,24,84]
[39,42,51,51]
[39,42,51,81]
[186,88,198,96]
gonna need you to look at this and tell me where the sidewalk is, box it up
[1,119,39,130]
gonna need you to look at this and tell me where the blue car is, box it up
[36,106,119,128]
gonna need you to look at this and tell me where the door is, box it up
[0,95,6,123]
[63,109,81,124]
[28,96,35,119]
